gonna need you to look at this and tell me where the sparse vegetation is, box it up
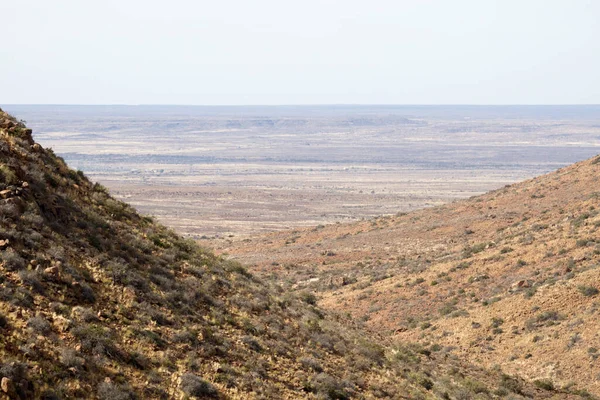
[578,285,599,297]
[533,379,555,391]
[180,373,219,398]
[3,110,600,397]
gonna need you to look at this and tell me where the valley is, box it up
[6,105,600,238]
[2,106,600,398]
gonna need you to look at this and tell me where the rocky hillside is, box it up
[221,147,600,397]
[2,110,584,399]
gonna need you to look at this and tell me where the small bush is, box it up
[464,378,489,394]
[578,285,599,297]
[27,315,51,334]
[306,373,352,399]
[60,348,85,369]
[0,164,17,184]
[439,303,457,316]
[299,291,317,305]
[72,324,123,360]
[533,379,555,391]
[18,270,45,294]
[0,362,33,398]
[498,374,523,394]
[180,373,219,398]
[77,282,97,303]
[536,311,561,322]
[300,357,323,372]
[97,382,135,400]
[241,336,262,352]
[1,249,26,271]
[490,317,504,329]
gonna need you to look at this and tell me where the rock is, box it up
[53,316,72,333]
[44,266,59,279]
[328,276,351,287]
[0,239,8,249]
[509,280,532,292]
[122,286,136,304]
[1,377,12,393]
[0,189,12,199]
[21,182,29,188]
[70,306,87,320]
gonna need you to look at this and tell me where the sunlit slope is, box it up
[223,146,600,396]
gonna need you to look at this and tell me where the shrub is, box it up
[299,291,317,305]
[300,357,323,372]
[490,317,504,329]
[18,270,44,294]
[464,378,489,394]
[1,249,26,271]
[241,336,262,352]
[439,303,457,316]
[180,373,219,398]
[305,373,352,399]
[533,379,555,391]
[27,315,51,334]
[0,362,33,398]
[578,285,599,297]
[59,348,85,369]
[0,164,17,184]
[498,374,523,395]
[72,324,123,360]
[536,311,561,323]
[75,282,97,303]
[356,340,386,366]
[97,382,135,400]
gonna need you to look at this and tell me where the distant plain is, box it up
[5,105,600,238]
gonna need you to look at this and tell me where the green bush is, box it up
[578,285,599,297]
[533,379,555,391]
[180,373,219,398]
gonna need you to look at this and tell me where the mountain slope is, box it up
[221,149,600,396]
[2,110,582,399]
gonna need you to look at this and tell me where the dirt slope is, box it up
[220,148,600,396]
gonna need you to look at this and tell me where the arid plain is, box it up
[6,105,600,242]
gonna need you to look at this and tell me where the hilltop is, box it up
[220,147,600,396]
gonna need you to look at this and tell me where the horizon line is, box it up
[3,103,600,107]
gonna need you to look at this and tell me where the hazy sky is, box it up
[1,0,599,105]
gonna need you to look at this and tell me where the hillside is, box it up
[220,148,600,396]
[1,110,585,399]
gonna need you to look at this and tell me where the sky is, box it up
[1,0,599,105]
